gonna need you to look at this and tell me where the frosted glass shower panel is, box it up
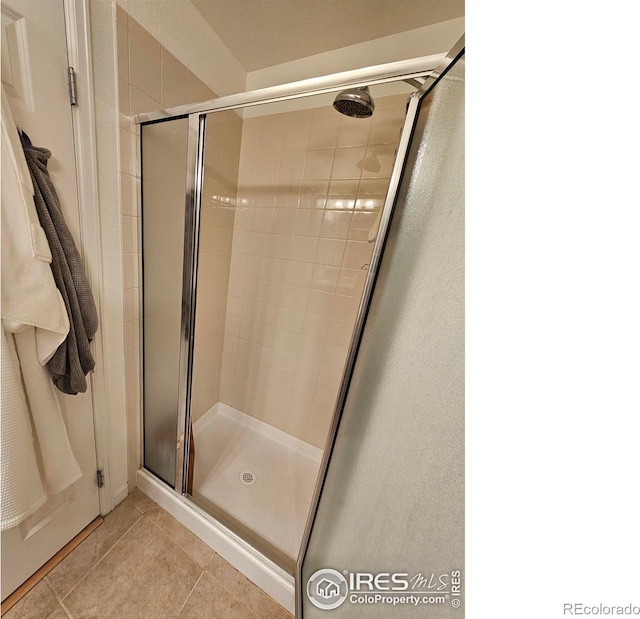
[141,118,190,487]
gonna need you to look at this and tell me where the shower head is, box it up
[333,86,375,118]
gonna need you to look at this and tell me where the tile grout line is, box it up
[141,510,212,570]
[197,547,260,616]
[175,569,205,616]
[58,597,75,619]
[203,564,265,619]
[52,511,144,603]
[39,577,73,618]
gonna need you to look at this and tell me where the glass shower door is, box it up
[185,85,418,571]
[141,117,190,488]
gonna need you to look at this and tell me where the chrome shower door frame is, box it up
[175,113,207,493]
[135,53,446,124]
[162,54,450,500]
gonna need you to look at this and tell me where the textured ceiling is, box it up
[190,0,465,71]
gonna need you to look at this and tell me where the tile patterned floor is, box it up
[4,490,293,619]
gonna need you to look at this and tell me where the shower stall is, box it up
[137,41,464,614]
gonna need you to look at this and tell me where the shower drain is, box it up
[240,471,256,486]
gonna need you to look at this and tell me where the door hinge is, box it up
[97,469,104,488]
[68,67,78,106]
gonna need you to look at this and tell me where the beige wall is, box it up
[218,94,407,448]
[115,6,216,488]
[246,18,465,90]
[115,0,246,97]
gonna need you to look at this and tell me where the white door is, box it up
[1,0,100,600]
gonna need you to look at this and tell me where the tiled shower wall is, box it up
[115,5,216,489]
[218,96,407,448]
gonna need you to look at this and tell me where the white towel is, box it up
[13,328,82,494]
[1,86,82,530]
[1,86,69,362]
[0,326,48,530]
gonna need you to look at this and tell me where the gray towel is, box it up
[21,132,98,395]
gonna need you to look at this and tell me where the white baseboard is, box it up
[136,469,295,614]
[113,483,129,508]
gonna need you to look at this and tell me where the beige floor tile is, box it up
[145,504,213,568]
[46,606,71,618]
[46,497,142,598]
[2,581,58,619]
[7,493,293,618]
[206,552,293,618]
[178,572,255,618]
[129,487,156,514]
[62,518,201,618]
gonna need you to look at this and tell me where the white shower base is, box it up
[192,403,322,561]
